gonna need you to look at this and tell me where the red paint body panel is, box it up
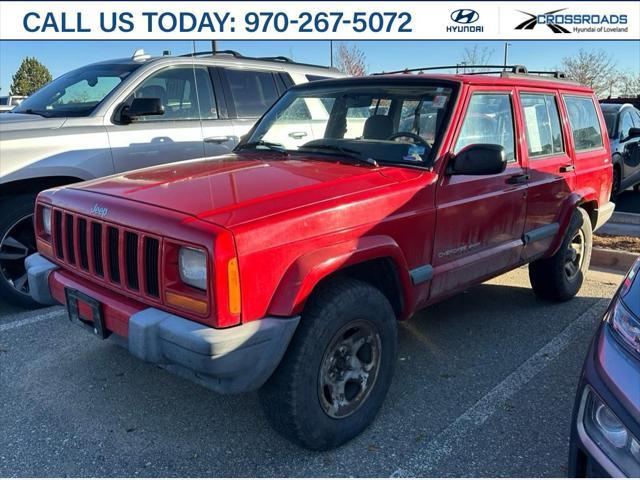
[35,73,611,331]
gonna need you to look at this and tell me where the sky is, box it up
[0,39,638,93]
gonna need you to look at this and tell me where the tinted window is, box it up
[226,69,279,118]
[619,111,634,140]
[521,94,564,158]
[454,93,516,162]
[564,95,604,151]
[306,75,331,82]
[132,66,217,122]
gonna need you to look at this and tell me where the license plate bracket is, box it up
[65,288,109,339]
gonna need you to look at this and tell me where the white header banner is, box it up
[0,1,638,40]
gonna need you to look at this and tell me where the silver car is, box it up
[0,49,342,307]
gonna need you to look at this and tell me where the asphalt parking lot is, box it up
[0,266,625,477]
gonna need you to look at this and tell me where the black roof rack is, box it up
[179,49,335,70]
[373,64,571,81]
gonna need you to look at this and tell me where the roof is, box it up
[291,72,593,93]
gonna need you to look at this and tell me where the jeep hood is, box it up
[72,154,417,227]
[0,113,67,131]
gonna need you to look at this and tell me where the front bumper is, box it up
[26,253,300,394]
[569,323,640,477]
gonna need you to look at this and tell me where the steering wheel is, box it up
[387,132,430,147]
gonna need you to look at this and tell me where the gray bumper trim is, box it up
[25,253,58,305]
[594,201,615,232]
[129,308,300,394]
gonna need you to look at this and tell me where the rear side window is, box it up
[563,95,604,152]
[454,93,516,162]
[306,75,330,82]
[520,93,564,158]
[225,69,279,118]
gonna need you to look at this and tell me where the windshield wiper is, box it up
[298,144,379,167]
[235,140,288,154]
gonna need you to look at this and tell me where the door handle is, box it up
[288,131,308,139]
[506,173,529,185]
[204,135,235,144]
[559,164,575,173]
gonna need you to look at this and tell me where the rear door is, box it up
[517,89,576,260]
[431,86,527,299]
[220,68,285,143]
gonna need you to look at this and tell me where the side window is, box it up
[132,66,217,122]
[225,69,279,118]
[520,93,564,158]
[563,95,604,151]
[619,111,634,140]
[454,93,516,162]
[632,110,640,127]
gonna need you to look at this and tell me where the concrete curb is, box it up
[591,247,639,273]
[610,211,640,225]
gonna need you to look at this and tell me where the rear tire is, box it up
[0,194,40,309]
[259,277,397,450]
[529,207,592,302]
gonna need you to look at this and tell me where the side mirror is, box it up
[122,97,164,122]
[449,144,507,176]
[628,127,640,140]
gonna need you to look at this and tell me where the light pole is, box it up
[330,41,334,67]
[503,42,511,70]
[211,40,217,54]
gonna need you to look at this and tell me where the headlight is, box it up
[179,247,207,290]
[42,206,52,236]
[608,299,640,355]
[582,390,640,476]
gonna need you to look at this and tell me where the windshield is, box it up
[12,63,142,118]
[243,83,456,166]
[603,111,616,138]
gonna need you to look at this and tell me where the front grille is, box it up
[52,209,161,300]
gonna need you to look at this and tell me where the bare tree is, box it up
[334,43,367,76]
[459,45,494,72]
[559,49,617,98]
[617,72,640,97]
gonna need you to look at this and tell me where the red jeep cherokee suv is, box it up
[27,67,614,450]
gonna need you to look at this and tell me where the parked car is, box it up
[568,256,640,477]
[0,49,342,307]
[26,66,614,450]
[599,100,640,199]
[0,95,27,112]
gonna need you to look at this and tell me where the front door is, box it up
[431,88,527,300]
[106,66,210,173]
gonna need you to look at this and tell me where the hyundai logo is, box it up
[451,9,480,24]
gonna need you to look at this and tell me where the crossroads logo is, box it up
[515,8,628,34]
[447,9,483,33]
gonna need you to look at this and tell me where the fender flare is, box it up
[267,235,412,318]
[547,190,598,256]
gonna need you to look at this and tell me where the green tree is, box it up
[9,57,52,96]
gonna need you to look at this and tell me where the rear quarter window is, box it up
[563,95,604,152]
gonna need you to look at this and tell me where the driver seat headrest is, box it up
[363,115,394,140]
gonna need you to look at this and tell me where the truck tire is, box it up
[0,194,40,309]
[529,207,592,302]
[259,277,397,450]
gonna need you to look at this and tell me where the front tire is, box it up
[0,194,40,308]
[529,207,592,302]
[611,164,621,201]
[259,278,397,450]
